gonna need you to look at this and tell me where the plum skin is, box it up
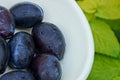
[8,32,35,69]
[0,70,35,80]
[29,54,62,80]
[0,36,9,74]
[10,2,44,28]
[32,22,66,60]
[0,6,15,39]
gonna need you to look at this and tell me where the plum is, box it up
[0,6,15,39]
[0,36,9,74]
[32,22,66,60]
[29,54,62,80]
[0,70,35,80]
[10,2,44,28]
[8,32,35,69]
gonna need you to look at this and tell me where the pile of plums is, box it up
[0,2,65,80]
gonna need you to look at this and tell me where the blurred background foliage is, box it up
[76,0,120,80]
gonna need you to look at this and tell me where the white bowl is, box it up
[0,0,94,80]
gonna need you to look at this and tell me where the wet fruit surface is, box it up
[0,6,15,39]
[8,32,35,69]
[0,36,9,74]
[32,22,66,60]
[0,70,35,80]
[10,2,44,28]
[29,54,61,80]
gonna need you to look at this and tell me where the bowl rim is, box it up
[0,0,94,79]
[70,0,95,80]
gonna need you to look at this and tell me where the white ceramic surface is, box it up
[0,0,94,80]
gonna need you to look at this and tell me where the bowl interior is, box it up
[0,0,94,80]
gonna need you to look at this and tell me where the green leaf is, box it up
[77,0,99,13]
[90,19,119,58]
[113,30,120,43]
[103,19,120,30]
[113,77,120,80]
[84,13,96,21]
[87,54,120,80]
[95,0,120,20]
[101,19,120,43]
[76,0,84,1]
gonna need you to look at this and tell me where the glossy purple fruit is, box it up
[10,2,44,28]
[29,54,61,80]
[0,6,15,39]
[0,36,9,74]
[8,32,35,69]
[0,70,35,80]
[32,22,66,60]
